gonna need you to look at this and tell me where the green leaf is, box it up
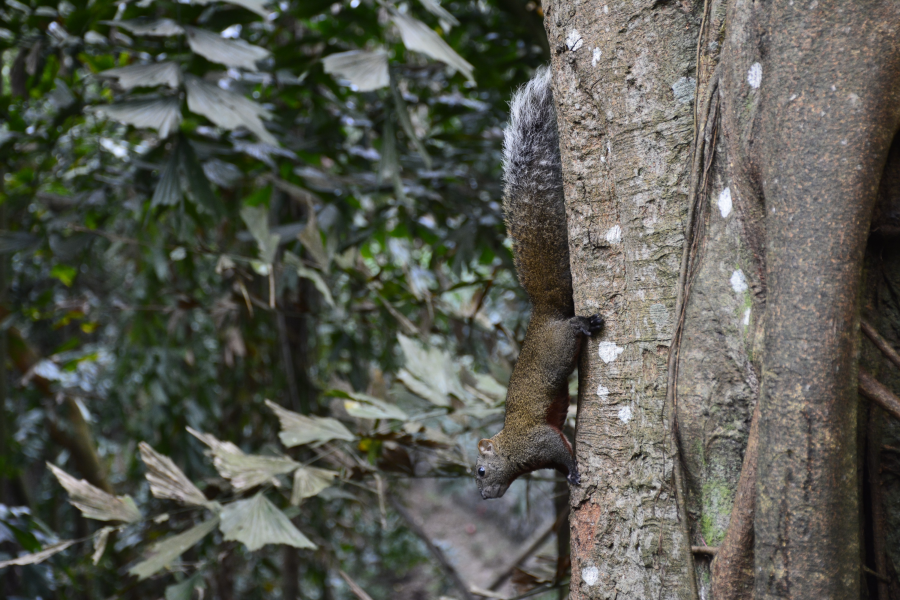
[101,18,184,36]
[48,463,142,523]
[327,389,408,421]
[165,573,206,600]
[94,97,182,139]
[179,137,221,217]
[128,518,219,580]
[98,62,182,91]
[290,467,338,505]
[283,251,334,307]
[185,27,270,72]
[0,540,75,569]
[391,13,474,83]
[152,148,182,207]
[417,0,459,26]
[241,205,279,264]
[184,75,276,145]
[395,334,467,407]
[190,0,270,18]
[91,526,115,565]
[50,264,77,287]
[187,428,298,492]
[219,492,315,551]
[265,400,355,447]
[138,442,208,506]
[322,50,389,91]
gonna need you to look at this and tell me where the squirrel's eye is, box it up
[477,466,486,477]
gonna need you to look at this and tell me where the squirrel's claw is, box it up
[567,469,581,486]
[587,314,604,336]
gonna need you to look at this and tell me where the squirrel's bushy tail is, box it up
[502,67,574,317]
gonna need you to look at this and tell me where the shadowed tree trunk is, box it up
[543,0,900,598]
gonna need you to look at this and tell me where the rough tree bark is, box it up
[544,0,900,598]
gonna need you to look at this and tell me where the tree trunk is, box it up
[545,0,900,598]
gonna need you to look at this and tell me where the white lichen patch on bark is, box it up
[598,341,624,363]
[730,269,748,293]
[718,187,732,218]
[566,30,583,51]
[605,224,622,243]
[747,62,762,89]
[582,565,600,586]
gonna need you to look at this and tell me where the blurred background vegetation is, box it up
[0,0,573,598]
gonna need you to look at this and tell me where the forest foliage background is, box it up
[0,0,560,597]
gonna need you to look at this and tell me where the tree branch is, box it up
[487,505,570,591]
[861,319,900,371]
[858,369,900,421]
[1,308,112,493]
[387,494,476,600]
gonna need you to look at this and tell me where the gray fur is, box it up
[501,66,573,316]
[502,66,563,206]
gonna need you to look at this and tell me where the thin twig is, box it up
[339,569,375,600]
[859,369,900,421]
[861,319,900,371]
[691,545,718,556]
[863,565,890,584]
[387,494,476,600]
[487,506,570,590]
[507,581,570,600]
[470,586,507,599]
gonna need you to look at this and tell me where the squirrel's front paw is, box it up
[567,469,581,486]
[587,314,604,335]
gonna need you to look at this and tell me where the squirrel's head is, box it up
[475,438,512,499]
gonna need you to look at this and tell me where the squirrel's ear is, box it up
[478,439,495,455]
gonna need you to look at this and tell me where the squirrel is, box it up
[475,67,604,500]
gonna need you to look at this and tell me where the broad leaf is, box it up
[240,205,280,264]
[184,75,275,145]
[265,400,355,447]
[95,97,182,138]
[48,463,142,523]
[128,518,219,580]
[99,61,181,91]
[138,442,208,506]
[395,334,466,406]
[327,389,408,421]
[103,19,184,36]
[187,428,298,491]
[186,27,270,72]
[391,13,473,83]
[283,251,334,307]
[0,540,75,569]
[165,572,206,600]
[178,137,221,216]
[151,145,182,207]
[291,467,339,505]
[191,0,270,17]
[417,0,459,26]
[219,493,315,550]
[322,50,389,91]
[92,526,115,565]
